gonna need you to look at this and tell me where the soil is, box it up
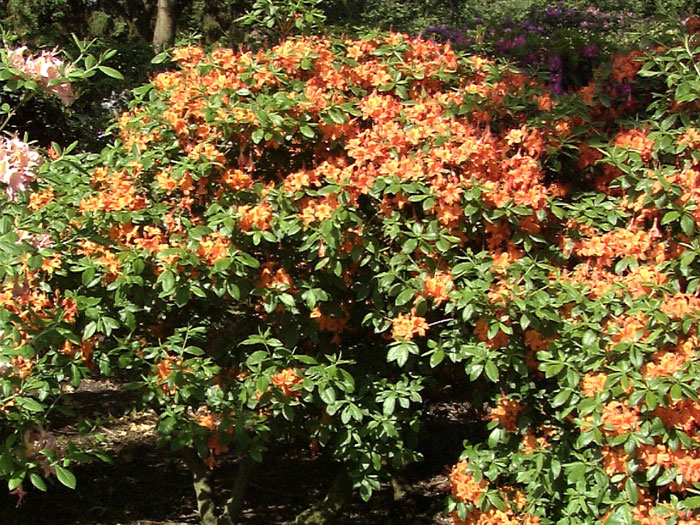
[0,380,477,525]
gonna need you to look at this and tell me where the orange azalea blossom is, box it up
[40,253,62,275]
[520,429,550,454]
[605,312,648,348]
[489,395,523,432]
[423,271,453,306]
[298,195,339,226]
[642,337,697,378]
[155,354,180,394]
[238,201,272,231]
[652,399,700,437]
[196,232,231,265]
[660,292,700,319]
[271,368,303,398]
[575,228,657,266]
[10,356,33,379]
[155,169,178,193]
[257,262,295,291]
[221,168,254,191]
[610,51,644,83]
[450,462,541,525]
[600,400,640,436]
[449,461,487,506]
[601,445,628,475]
[474,319,510,349]
[679,127,700,149]
[613,128,654,163]
[28,187,54,211]
[580,372,608,397]
[391,312,429,341]
[79,169,147,213]
[60,297,77,323]
[576,142,603,170]
[310,306,349,344]
[523,329,554,352]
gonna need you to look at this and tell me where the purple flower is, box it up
[582,44,598,58]
[548,54,563,71]
[513,34,527,47]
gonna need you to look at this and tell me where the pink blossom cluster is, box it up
[0,135,41,200]
[8,46,74,104]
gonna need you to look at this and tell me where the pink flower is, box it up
[0,136,41,200]
[7,47,74,105]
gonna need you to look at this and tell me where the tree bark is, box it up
[152,0,176,51]
[183,448,218,525]
[183,448,256,525]
[222,455,255,523]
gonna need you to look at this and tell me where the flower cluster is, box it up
[5,21,700,523]
[0,135,40,200]
[7,46,74,104]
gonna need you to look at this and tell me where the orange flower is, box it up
[613,128,654,163]
[28,187,54,210]
[449,461,487,506]
[238,202,272,231]
[580,372,607,397]
[271,368,303,398]
[520,429,550,454]
[423,271,453,306]
[197,232,231,265]
[600,400,640,436]
[601,445,628,475]
[489,395,522,432]
[391,312,429,341]
[474,319,510,349]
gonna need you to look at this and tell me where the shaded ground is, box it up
[1,381,476,525]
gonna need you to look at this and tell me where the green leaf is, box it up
[484,361,499,382]
[395,289,414,306]
[30,472,47,491]
[160,271,175,293]
[55,465,77,489]
[300,125,315,138]
[581,330,597,347]
[251,128,264,144]
[430,348,444,368]
[383,396,395,416]
[681,214,695,236]
[151,52,170,64]
[567,462,587,482]
[8,474,24,491]
[246,350,268,366]
[98,66,124,80]
[17,397,44,413]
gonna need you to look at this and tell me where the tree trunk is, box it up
[152,0,176,51]
[183,448,256,525]
[183,448,218,525]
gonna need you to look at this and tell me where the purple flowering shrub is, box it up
[424,2,638,94]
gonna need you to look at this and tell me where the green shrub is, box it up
[4,17,700,525]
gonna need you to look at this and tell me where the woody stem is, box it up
[182,447,218,525]
[221,454,256,524]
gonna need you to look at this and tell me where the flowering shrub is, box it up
[0,40,122,502]
[6,46,75,104]
[0,135,40,199]
[0,39,123,140]
[446,20,700,524]
[5,19,700,524]
[424,3,640,94]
